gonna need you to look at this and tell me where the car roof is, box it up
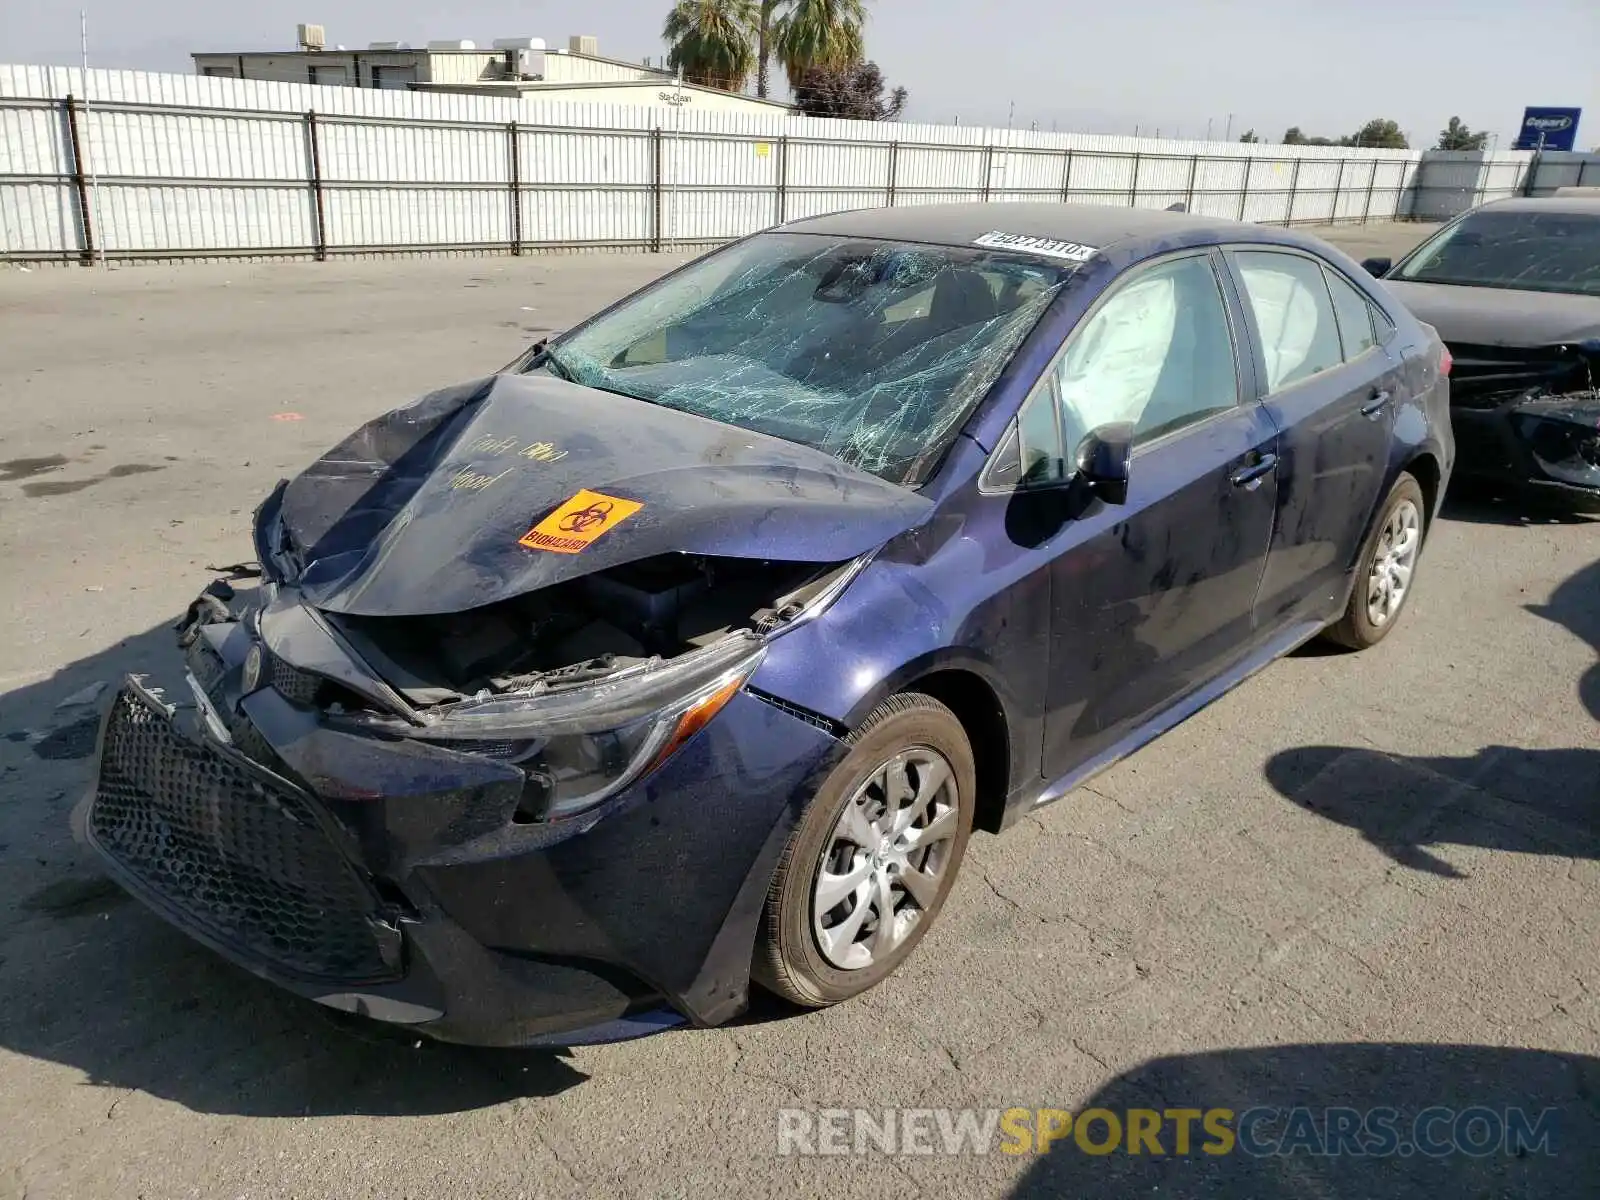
[1477,195,1600,216]
[775,202,1269,256]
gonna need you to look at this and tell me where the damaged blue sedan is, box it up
[75,203,1454,1046]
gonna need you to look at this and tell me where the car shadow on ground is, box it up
[0,603,589,1118]
[1005,1043,1600,1199]
[1437,484,1600,528]
[1265,554,1600,873]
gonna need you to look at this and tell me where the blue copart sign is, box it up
[1513,107,1582,152]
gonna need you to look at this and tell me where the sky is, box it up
[4,0,1596,149]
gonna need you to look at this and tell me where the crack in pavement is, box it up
[1081,784,1138,816]
[1069,1038,1115,1076]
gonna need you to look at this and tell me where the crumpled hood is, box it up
[265,373,933,617]
[1383,280,1600,347]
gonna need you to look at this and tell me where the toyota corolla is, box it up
[75,203,1454,1046]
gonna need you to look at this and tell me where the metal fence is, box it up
[2,65,1576,266]
[0,94,1429,264]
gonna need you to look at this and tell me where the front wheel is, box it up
[1323,473,1427,650]
[753,693,976,1008]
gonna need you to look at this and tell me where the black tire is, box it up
[753,692,976,1008]
[1323,472,1428,651]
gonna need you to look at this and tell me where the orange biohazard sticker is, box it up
[518,488,643,554]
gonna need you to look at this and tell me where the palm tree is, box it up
[663,0,759,92]
[774,0,866,92]
[755,0,782,99]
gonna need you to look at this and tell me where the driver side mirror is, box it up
[1360,257,1392,277]
[1074,422,1134,506]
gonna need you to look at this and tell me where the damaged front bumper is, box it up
[1452,394,1600,502]
[72,591,847,1047]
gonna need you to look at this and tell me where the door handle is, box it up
[1361,390,1392,418]
[1229,453,1277,490]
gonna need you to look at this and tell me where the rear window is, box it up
[1395,210,1600,297]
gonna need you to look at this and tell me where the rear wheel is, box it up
[1324,473,1427,650]
[753,693,975,1008]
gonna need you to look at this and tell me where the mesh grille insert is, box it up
[89,687,398,984]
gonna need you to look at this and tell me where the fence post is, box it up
[1060,148,1074,201]
[1130,152,1141,206]
[1184,154,1199,211]
[63,95,95,265]
[1237,158,1252,221]
[1362,159,1378,223]
[305,110,327,262]
[507,122,522,255]
[1284,157,1303,226]
[1332,158,1347,223]
[980,145,994,200]
[887,140,899,207]
[1523,150,1542,197]
[651,128,663,252]
[776,135,789,224]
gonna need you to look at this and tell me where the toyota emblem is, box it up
[242,644,264,693]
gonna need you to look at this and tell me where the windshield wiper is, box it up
[539,346,579,383]
[535,347,665,408]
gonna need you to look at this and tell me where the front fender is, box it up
[749,534,1045,800]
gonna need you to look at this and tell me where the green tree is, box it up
[1347,118,1408,149]
[1238,129,1260,143]
[792,59,905,120]
[1437,115,1489,151]
[775,0,867,91]
[1284,126,1338,146]
[663,0,759,91]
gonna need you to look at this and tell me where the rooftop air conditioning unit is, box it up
[492,37,547,78]
[297,23,326,51]
[427,39,477,50]
[367,41,402,50]
[570,35,599,56]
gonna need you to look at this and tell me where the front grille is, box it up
[267,651,324,706]
[185,638,227,700]
[89,687,399,984]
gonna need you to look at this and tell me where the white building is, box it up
[192,28,794,117]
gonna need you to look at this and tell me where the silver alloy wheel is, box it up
[812,747,960,971]
[1366,498,1422,628]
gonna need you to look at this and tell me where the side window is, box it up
[1019,376,1068,484]
[1054,255,1240,452]
[1233,251,1344,391]
[983,378,1068,490]
[1370,302,1397,345]
[1323,267,1378,361]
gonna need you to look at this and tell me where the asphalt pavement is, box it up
[2,222,1597,1199]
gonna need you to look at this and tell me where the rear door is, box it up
[1224,247,1399,627]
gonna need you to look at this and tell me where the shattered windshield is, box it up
[536,232,1079,485]
[1395,210,1600,297]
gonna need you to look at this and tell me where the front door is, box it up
[1031,250,1280,783]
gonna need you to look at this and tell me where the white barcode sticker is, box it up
[973,231,1098,263]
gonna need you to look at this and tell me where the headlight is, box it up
[405,634,766,820]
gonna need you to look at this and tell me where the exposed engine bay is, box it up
[326,553,848,707]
